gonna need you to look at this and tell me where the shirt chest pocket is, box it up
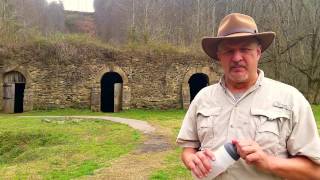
[196,107,221,145]
[251,108,292,156]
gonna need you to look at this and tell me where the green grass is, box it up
[3,108,191,179]
[149,148,192,180]
[0,116,142,179]
[11,108,105,116]
[312,105,320,130]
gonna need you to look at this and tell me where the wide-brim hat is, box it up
[202,13,275,60]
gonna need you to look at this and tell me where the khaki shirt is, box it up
[177,70,320,180]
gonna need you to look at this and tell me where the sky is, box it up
[46,0,94,12]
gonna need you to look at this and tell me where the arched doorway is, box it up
[100,72,123,112]
[3,71,26,113]
[188,73,209,102]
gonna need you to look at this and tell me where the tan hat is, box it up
[202,13,275,60]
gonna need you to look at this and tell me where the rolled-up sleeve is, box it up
[176,98,200,148]
[287,95,320,165]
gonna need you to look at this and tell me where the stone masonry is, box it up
[0,42,221,112]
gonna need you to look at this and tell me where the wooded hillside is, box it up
[1,0,320,103]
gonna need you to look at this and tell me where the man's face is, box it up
[217,37,261,87]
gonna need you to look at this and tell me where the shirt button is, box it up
[230,124,234,128]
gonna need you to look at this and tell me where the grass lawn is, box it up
[1,108,191,179]
[0,116,142,179]
[0,106,319,179]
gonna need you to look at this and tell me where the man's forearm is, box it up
[268,156,320,180]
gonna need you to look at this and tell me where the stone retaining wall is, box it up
[0,42,220,111]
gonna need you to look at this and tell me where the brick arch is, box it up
[4,71,26,83]
[94,65,129,85]
[2,66,33,112]
[182,66,219,109]
[3,66,32,85]
[91,64,131,111]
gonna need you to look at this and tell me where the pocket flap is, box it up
[197,107,221,117]
[258,121,280,136]
[251,108,291,120]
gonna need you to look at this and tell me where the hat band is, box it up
[218,28,257,37]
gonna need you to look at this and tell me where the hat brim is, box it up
[202,32,276,60]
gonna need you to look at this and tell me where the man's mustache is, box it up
[230,63,246,70]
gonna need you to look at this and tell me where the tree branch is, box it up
[280,33,313,55]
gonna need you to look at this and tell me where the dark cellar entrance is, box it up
[188,73,209,102]
[3,71,26,113]
[100,72,123,112]
[14,83,25,113]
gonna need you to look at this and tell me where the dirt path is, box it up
[83,132,173,180]
[20,116,174,179]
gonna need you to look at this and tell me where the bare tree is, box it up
[266,0,320,103]
[44,1,65,35]
[94,0,131,44]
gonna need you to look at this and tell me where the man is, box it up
[177,13,320,180]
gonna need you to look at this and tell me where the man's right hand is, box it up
[182,147,215,179]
